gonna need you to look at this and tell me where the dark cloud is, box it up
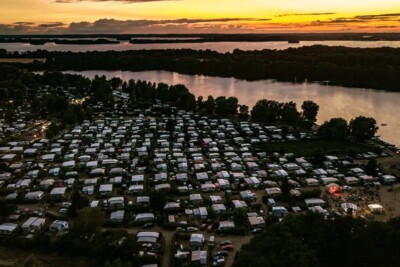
[0,18,271,34]
[67,18,270,33]
[323,18,364,24]
[38,22,66,28]
[0,14,398,34]
[277,12,335,18]
[375,25,397,29]
[354,13,400,20]
[13,22,35,26]
[313,13,400,25]
[55,0,177,3]
[0,24,33,34]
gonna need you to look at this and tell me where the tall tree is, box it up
[318,118,349,141]
[215,96,228,117]
[204,96,215,116]
[281,102,300,126]
[251,99,282,123]
[226,97,239,115]
[365,159,378,176]
[233,208,248,227]
[349,116,378,142]
[197,96,204,111]
[239,105,249,120]
[302,100,319,129]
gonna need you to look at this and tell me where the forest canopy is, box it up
[2,45,400,91]
[234,212,400,267]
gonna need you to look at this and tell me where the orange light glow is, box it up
[1,0,400,33]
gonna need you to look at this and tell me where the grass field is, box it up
[0,246,93,267]
[254,139,374,156]
[0,58,46,63]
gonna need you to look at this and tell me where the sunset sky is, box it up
[1,0,400,34]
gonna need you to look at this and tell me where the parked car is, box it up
[176,227,185,232]
[61,202,72,208]
[213,256,225,266]
[221,244,234,251]
[59,208,68,214]
[142,223,154,229]
[251,228,263,234]
[186,227,198,232]
[175,251,190,259]
[220,240,232,246]
[215,250,229,257]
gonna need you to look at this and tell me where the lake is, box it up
[4,40,400,53]
[65,70,399,146]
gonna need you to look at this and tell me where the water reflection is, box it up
[4,40,400,53]
[65,70,399,146]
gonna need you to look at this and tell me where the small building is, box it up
[232,199,247,209]
[154,183,171,192]
[110,210,125,223]
[0,223,18,235]
[200,183,216,192]
[344,177,360,185]
[305,178,319,186]
[193,207,208,220]
[271,206,288,218]
[189,233,205,248]
[129,184,144,195]
[99,184,113,196]
[196,172,208,181]
[382,175,396,184]
[368,204,384,214]
[134,213,155,225]
[50,187,67,199]
[49,220,69,232]
[136,231,160,244]
[244,177,260,188]
[191,250,207,265]
[211,204,226,214]
[218,221,235,231]
[25,191,45,201]
[108,197,125,208]
[189,194,203,204]
[248,216,265,229]
[22,217,46,233]
[305,198,326,207]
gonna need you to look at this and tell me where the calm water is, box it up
[4,40,400,53]
[65,70,399,146]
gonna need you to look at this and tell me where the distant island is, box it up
[0,38,120,45]
[1,33,400,45]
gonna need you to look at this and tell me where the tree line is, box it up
[2,45,400,90]
[0,67,378,143]
[234,212,400,267]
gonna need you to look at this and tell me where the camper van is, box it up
[208,236,215,247]
[267,198,276,206]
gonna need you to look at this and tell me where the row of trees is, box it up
[251,99,319,129]
[0,67,378,144]
[319,116,378,142]
[89,76,377,143]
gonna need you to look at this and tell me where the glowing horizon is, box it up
[1,0,400,34]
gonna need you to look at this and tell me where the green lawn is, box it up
[254,139,374,156]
